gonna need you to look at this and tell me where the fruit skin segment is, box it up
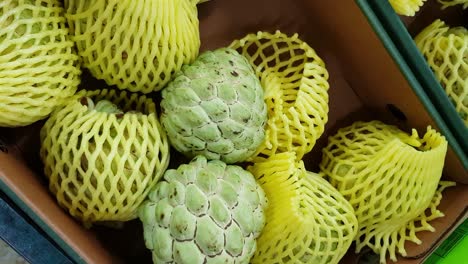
[414,19,468,125]
[160,48,267,164]
[40,89,170,227]
[64,0,201,93]
[319,121,452,263]
[0,0,81,127]
[247,152,358,264]
[139,155,268,264]
[230,31,330,162]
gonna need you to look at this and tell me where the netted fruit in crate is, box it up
[415,19,468,125]
[139,155,267,264]
[64,0,203,93]
[0,0,81,127]
[388,0,427,16]
[160,48,267,164]
[438,0,468,9]
[247,152,358,264]
[319,120,454,263]
[230,31,329,162]
[40,89,170,226]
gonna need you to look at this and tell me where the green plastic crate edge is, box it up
[362,0,468,166]
[356,0,468,170]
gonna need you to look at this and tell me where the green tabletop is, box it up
[425,218,468,264]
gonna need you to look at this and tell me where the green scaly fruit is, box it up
[139,155,268,264]
[161,48,267,164]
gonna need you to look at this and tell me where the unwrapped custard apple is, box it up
[0,0,81,127]
[414,19,468,125]
[64,0,204,93]
[161,48,267,164]
[139,155,267,264]
[320,121,452,263]
[388,0,427,16]
[40,89,170,226]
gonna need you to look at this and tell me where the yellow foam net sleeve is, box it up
[319,120,454,263]
[64,0,201,94]
[438,0,468,9]
[247,152,358,264]
[415,19,468,125]
[40,89,170,227]
[229,31,330,162]
[388,0,427,16]
[0,0,81,127]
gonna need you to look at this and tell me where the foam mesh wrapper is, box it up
[230,31,330,162]
[320,121,455,263]
[389,0,427,16]
[64,0,201,93]
[414,19,468,126]
[0,0,81,127]
[248,152,358,264]
[40,89,170,227]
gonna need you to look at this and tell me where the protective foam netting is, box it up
[388,0,427,16]
[415,19,468,125]
[319,121,453,263]
[230,31,329,162]
[0,0,81,127]
[247,152,358,264]
[64,0,200,93]
[438,0,468,9]
[40,89,170,226]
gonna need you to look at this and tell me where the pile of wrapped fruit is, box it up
[0,1,459,264]
[389,0,467,125]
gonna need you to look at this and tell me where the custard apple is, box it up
[414,19,468,125]
[0,0,81,127]
[160,48,267,164]
[64,0,203,93]
[40,89,170,226]
[139,155,267,264]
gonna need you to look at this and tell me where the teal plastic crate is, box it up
[358,0,468,169]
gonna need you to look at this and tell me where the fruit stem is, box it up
[80,97,124,115]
